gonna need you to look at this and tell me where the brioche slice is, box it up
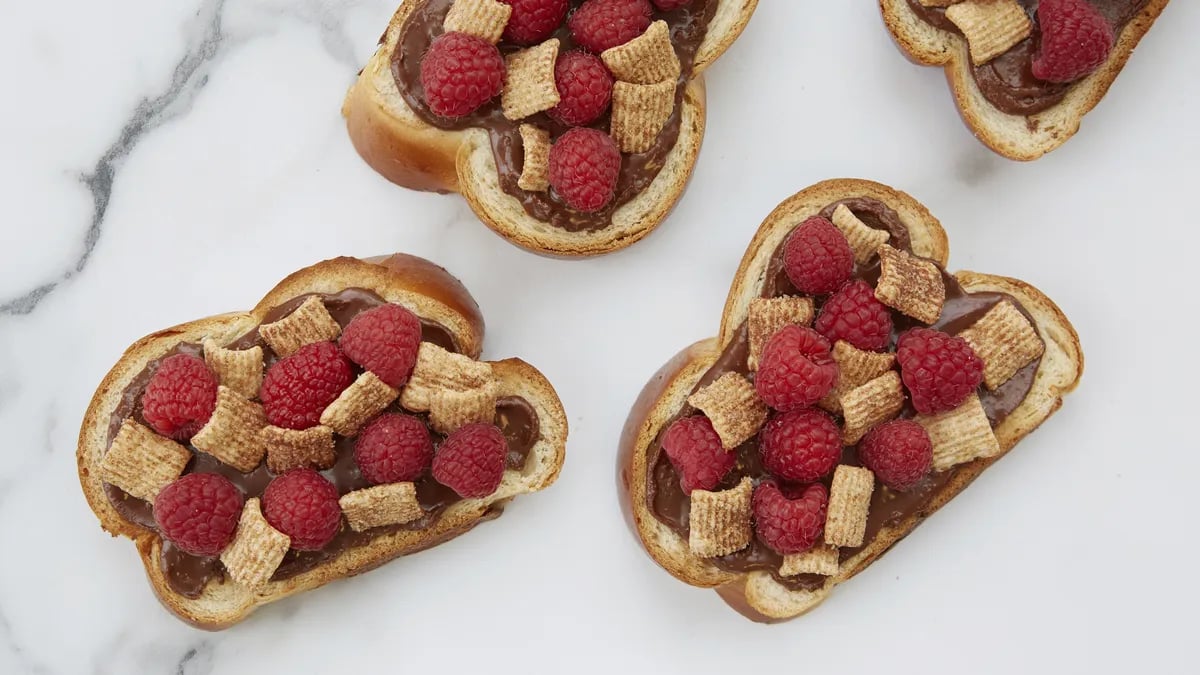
[619,179,1083,622]
[78,254,567,629]
[343,0,757,256]
[879,0,1169,160]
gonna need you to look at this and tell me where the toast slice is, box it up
[343,0,757,256]
[619,179,1083,622]
[879,0,1169,160]
[78,254,568,629]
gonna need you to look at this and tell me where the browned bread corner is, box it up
[78,254,568,629]
[619,179,1083,622]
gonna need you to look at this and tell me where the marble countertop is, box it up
[2,1,1196,673]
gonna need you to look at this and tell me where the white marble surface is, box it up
[1,1,1197,672]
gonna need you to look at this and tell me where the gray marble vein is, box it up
[175,642,214,675]
[0,610,51,675]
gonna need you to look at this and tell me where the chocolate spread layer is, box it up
[644,199,1041,591]
[103,288,541,598]
[392,0,717,231]
[907,0,1148,116]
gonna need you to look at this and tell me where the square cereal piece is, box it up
[601,20,681,85]
[400,342,494,412]
[443,0,512,43]
[840,371,905,445]
[99,420,191,501]
[203,339,263,399]
[917,394,1001,471]
[611,80,674,153]
[688,477,753,558]
[263,425,336,474]
[780,545,839,577]
[220,498,290,590]
[875,245,945,324]
[258,296,341,358]
[687,373,767,449]
[502,39,560,120]
[824,465,874,548]
[819,341,896,413]
[340,483,424,532]
[958,300,1044,390]
[946,0,1032,65]
[831,204,890,266]
[320,371,398,436]
[518,124,551,192]
[191,386,267,472]
[430,384,498,435]
[748,296,815,371]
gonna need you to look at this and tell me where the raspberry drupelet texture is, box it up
[568,0,654,53]
[548,50,614,127]
[858,419,933,491]
[815,280,894,352]
[262,469,343,551]
[760,408,843,483]
[755,325,839,411]
[339,303,423,388]
[141,354,219,441]
[501,0,569,45]
[752,482,829,555]
[261,341,355,430]
[154,473,245,557]
[661,415,736,494]
[355,413,435,485]
[420,32,506,118]
[432,423,509,498]
[783,216,854,295]
[548,128,621,212]
[896,328,984,415]
[1031,0,1115,83]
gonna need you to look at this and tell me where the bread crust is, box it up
[78,254,568,629]
[879,0,1170,161]
[343,0,758,256]
[619,179,1083,622]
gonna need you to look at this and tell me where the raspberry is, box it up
[661,415,736,494]
[354,414,434,485]
[261,341,354,430]
[1031,0,1114,83]
[783,216,854,295]
[153,473,244,557]
[652,0,692,9]
[548,128,621,212]
[568,0,653,53]
[432,423,508,498]
[858,420,933,491]
[262,469,342,551]
[547,51,614,127]
[339,303,422,388]
[501,0,569,45]
[141,354,218,441]
[752,482,828,555]
[814,280,894,352]
[755,325,838,412]
[759,408,842,483]
[420,32,505,118]
[896,328,984,415]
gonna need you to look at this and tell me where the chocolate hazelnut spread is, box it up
[643,198,1041,591]
[392,0,717,231]
[102,288,542,598]
[907,0,1148,116]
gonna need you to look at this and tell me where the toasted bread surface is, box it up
[78,254,567,629]
[879,0,1169,160]
[619,179,1083,622]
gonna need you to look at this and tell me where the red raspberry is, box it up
[783,216,854,295]
[760,408,842,483]
[432,423,508,498]
[547,51,614,127]
[354,414,434,485]
[755,325,838,411]
[339,303,422,388]
[752,482,828,555]
[548,128,621,212]
[501,0,569,45]
[141,354,218,441]
[262,469,342,550]
[568,0,653,53]
[858,420,933,491]
[661,415,736,494]
[896,328,984,415]
[652,0,692,9]
[814,280,894,352]
[260,341,354,430]
[1031,0,1114,83]
[419,32,505,118]
[153,473,244,557]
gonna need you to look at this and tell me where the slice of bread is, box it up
[343,0,757,256]
[619,179,1083,622]
[879,0,1169,160]
[78,254,568,629]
